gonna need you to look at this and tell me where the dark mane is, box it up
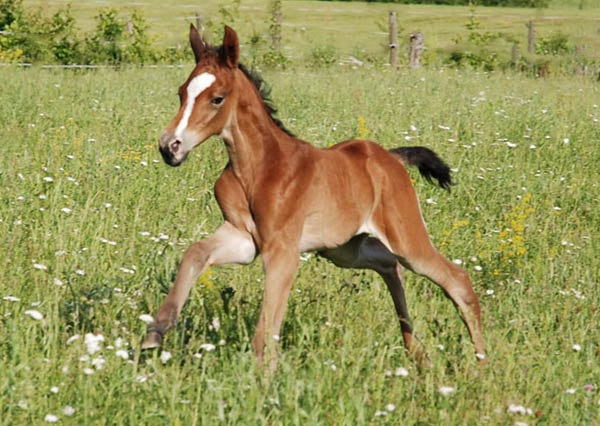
[209,43,293,137]
[237,63,295,137]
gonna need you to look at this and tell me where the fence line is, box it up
[0,62,188,69]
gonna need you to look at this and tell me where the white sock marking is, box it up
[174,72,216,138]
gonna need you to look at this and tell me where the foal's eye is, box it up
[211,97,224,106]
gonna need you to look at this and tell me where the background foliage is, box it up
[1,0,599,75]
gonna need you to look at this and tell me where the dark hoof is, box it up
[141,331,163,350]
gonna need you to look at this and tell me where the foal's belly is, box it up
[298,210,363,252]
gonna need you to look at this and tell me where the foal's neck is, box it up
[221,70,298,188]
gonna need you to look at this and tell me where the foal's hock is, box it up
[142,25,486,367]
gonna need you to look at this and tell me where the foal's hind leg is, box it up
[320,235,428,362]
[142,221,256,349]
[405,250,486,359]
[381,220,486,359]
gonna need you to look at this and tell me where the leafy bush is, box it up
[0,0,82,63]
[82,8,157,65]
[444,11,516,71]
[0,0,172,65]
[447,48,500,71]
[306,45,338,68]
[535,31,572,56]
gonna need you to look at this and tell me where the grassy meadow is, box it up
[22,0,600,63]
[2,0,600,423]
[1,60,599,424]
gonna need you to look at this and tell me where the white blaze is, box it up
[174,72,216,138]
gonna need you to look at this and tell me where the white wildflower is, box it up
[84,333,104,355]
[508,404,533,415]
[44,414,59,423]
[62,406,75,416]
[91,356,105,370]
[438,386,456,396]
[200,343,216,351]
[138,314,154,324]
[115,350,129,360]
[24,310,43,320]
[160,351,172,364]
[395,367,409,377]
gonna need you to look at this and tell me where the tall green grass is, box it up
[0,64,598,424]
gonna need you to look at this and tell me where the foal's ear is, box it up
[220,25,239,68]
[189,24,207,63]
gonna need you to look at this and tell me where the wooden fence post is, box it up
[511,43,519,66]
[195,13,210,44]
[270,0,283,52]
[389,11,398,69]
[527,20,535,54]
[409,31,424,69]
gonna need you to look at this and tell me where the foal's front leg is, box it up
[252,244,300,370]
[142,221,256,349]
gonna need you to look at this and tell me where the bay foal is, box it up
[142,25,486,367]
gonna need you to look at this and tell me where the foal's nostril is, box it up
[170,140,182,153]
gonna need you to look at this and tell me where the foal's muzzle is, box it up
[159,132,189,167]
[159,143,182,167]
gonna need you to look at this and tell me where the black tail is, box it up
[389,146,452,191]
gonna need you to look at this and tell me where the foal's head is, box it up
[159,25,241,166]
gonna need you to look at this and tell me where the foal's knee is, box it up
[448,267,481,310]
[182,241,211,265]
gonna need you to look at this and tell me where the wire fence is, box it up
[0,62,189,69]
